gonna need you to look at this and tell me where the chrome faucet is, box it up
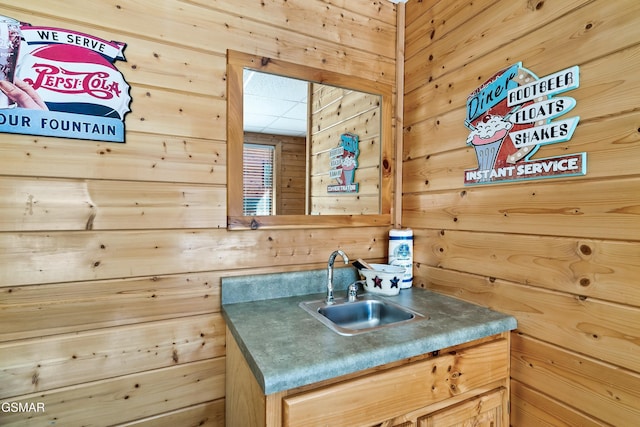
[326,249,349,304]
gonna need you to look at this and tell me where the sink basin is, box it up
[300,295,426,336]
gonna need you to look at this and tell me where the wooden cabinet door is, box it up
[418,388,507,427]
[282,339,508,427]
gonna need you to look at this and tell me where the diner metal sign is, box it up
[464,63,585,185]
[0,15,131,143]
[328,132,360,193]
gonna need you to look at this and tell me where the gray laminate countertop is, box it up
[221,267,517,395]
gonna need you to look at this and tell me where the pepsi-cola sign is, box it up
[0,16,131,143]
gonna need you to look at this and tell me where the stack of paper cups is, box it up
[388,228,413,288]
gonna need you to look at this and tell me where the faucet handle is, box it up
[347,280,364,302]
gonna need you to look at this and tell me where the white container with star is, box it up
[358,263,405,296]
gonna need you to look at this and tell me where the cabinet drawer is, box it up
[282,338,509,427]
[418,388,507,427]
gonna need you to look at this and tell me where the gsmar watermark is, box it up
[1,401,46,413]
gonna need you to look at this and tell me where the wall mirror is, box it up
[227,50,393,229]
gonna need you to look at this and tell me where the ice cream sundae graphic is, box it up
[464,63,543,184]
[327,132,360,193]
[466,114,513,178]
[339,152,357,186]
[0,15,22,108]
[464,62,583,185]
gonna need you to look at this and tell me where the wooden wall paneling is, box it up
[0,133,226,184]
[414,264,640,424]
[402,108,464,160]
[503,0,640,87]
[510,380,605,427]
[511,334,640,426]
[403,0,639,424]
[0,273,218,342]
[1,227,390,287]
[405,0,625,95]
[310,83,344,114]
[107,0,397,85]
[277,136,306,215]
[118,400,225,427]
[413,265,640,379]
[126,86,226,139]
[218,20,396,86]
[1,230,225,286]
[190,0,398,58]
[402,177,640,241]
[310,91,381,136]
[394,1,406,228]
[280,197,305,216]
[119,44,226,98]
[404,0,640,126]
[311,116,382,150]
[314,0,397,26]
[0,359,225,426]
[0,314,225,399]
[308,196,381,216]
[404,0,501,55]
[307,178,380,214]
[412,229,640,306]
[0,177,226,231]
[309,166,381,197]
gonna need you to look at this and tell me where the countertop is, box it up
[222,268,517,395]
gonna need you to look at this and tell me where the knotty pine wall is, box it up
[0,1,397,426]
[309,83,382,215]
[403,0,640,425]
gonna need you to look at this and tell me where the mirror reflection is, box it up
[226,50,392,230]
[242,70,382,217]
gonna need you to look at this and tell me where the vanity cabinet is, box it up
[226,329,510,426]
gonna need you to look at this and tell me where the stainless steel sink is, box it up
[299,295,426,336]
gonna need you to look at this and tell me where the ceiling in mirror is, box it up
[243,71,308,137]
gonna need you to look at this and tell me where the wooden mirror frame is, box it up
[227,50,393,230]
